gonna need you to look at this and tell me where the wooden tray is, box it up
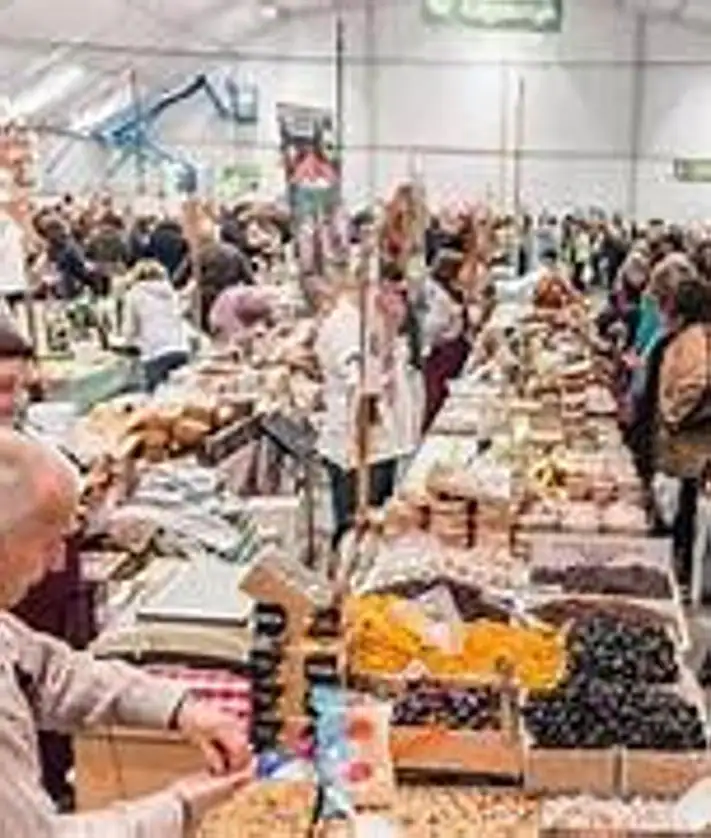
[74,727,203,811]
[621,750,711,799]
[542,831,711,837]
[524,748,620,796]
[391,727,523,775]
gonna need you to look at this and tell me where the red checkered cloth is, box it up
[146,665,252,728]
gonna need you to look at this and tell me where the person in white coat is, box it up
[123,260,190,392]
[314,267,416,548]
[0,431,253,837]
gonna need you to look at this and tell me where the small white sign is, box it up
[0,210,26,296]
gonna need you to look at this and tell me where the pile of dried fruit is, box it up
[346,595,567,691]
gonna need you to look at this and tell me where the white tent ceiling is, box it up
[621,0,711,24]
[0,0,343,126]
[0,0,709,128]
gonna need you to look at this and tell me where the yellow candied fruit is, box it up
[347,596,567,691]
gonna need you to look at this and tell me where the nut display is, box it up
[359,534,527,596]
[541,795,686,832]
[391,683,502,730]
[198,781,317,838]
[533,598,675,635]
[395,788,538,838]
[531,563,672,599]
[566,614,679,684]
[524,676,707,750]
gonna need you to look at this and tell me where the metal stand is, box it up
[512,76,526,222]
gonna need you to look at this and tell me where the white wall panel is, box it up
[641,67,711,156]
[634,161,711,222]
[521,66,632,154]
[36,0,711,220]
[646,16,711,62]
[520,159,629,214]
[640,23,711,217]
[369,0,635,211]
[374,64,503,151]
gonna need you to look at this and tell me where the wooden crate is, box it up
[74,727,203,811]
[524,748,619,796]
[621,751,711,799]
[542,831,711,838]
[390,727,523,776]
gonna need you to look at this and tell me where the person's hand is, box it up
[173,764,254,830]
[177,699,252,775]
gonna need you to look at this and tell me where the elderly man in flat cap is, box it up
[0,430,253,836]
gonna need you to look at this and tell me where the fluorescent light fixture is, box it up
[11,64,86,119]
[71,87,132,131]
[259,2,279,20]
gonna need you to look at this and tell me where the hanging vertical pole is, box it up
[498,62,510,213]
[628,13,647,221]
[512,76,526,223]
[364,0,377,202]
[129,68,147,196]
[355,237,372,530]
[16,130,38,353]
[335,14,345,204]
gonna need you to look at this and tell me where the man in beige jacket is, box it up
[0,430,253,837]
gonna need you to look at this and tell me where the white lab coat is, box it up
[421,277,464,356]
[123,279,190,362]
[314,295,416,469]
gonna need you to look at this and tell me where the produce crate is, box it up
[528,592,689,653]
[542,831,711,837]
[353,671,523,776]
[620,663,711,798]
[391,727,523,776]
[528,533,673,570]
[74,727,203,810]
[524,748,620,796]
[527,536,681,620]
[621,751,711,799]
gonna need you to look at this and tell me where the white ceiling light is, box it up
[259,2,279,20]
[71,87,132,132]
[10,64,86,119]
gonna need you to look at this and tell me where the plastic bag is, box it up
[311,686,396,820]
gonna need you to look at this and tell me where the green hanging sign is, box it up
[424,0,563,32]
[673,159,711,183]
[217,162,262,198]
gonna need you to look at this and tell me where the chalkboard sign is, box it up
[424,0,563,32]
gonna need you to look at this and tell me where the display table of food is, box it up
[72,289,711,837]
